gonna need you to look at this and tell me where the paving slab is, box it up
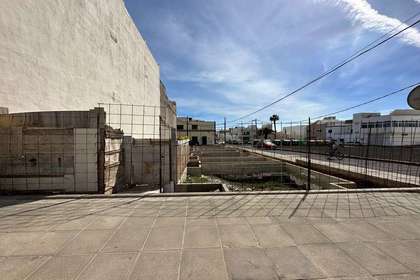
[186,217,216,226]
[252,224,296,248]
[370,219,420,240]
[246,217,275,225]
[129,250,180,280]
[224,247,278,280]
[282,224,330,244]
[341,221,394,241]
[18,231,78,256]
[375,274,420,279]
[337,242,411,275]
[154,217,185,227]
[314,223,363,243]
[180,248,228,280]
[28,255,92,280]
[119,217,155,229]
[102,227,150,253]
[219,224,258,248]
[52,216,96,231]
[299,243,369,278]
[183,225,220,249]
[78,253,136,280]
[265,246,325,279]
[371,240,420,272]
[144,226,184,250]
[85,216,125,230]
[0,232,46,256]
[0,256,48,280]
[59,230,112,255]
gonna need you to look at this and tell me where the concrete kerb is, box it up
[3,187,420,200]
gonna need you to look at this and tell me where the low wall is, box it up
[175,183,225,192]
[176,140,190,183]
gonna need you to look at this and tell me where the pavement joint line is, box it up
[214,205,230,280]
[21,208,101,280]
[125,198,162,280]
[339,241,414,276]
[73,203,137,280]
[176,198,188,280]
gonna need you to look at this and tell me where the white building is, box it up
[358,110,420,146]
[326,120,353,143]
[224,125,257,144]
[282,124,308,140]
[326,110,420,146]
[177,117,216,145]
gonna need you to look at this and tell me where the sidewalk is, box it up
[1,192,420,279]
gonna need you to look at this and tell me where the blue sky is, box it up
[124,0,420,125]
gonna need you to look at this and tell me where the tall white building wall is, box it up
[0,0,160,113]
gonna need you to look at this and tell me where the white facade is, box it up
[326,121,353,143]
[177,117,216,145]
[358,110,420,146]
[282,124,308,140]
[326,110,420,146]
[0,0,161,113]
[225,125,257,144]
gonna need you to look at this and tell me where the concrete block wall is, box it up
[0,0,160,113]
[0,109,105,193]
[176,140,190,183]
[74,128,98,192]
[0,128,76,192]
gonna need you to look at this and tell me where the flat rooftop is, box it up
[1,191,420,279]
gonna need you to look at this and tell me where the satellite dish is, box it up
[407,85,420,110]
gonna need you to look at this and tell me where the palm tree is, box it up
[270,114,279,139]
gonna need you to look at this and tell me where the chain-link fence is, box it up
[217,118,420,191]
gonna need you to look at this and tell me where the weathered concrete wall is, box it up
[176,140,190,183]
[0,0,160,113]
[123,137,170,188]
[0,109,104,193]
[104,131,124,194]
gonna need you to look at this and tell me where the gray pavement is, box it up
[1,192,420,279]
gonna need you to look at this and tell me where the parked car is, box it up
[262,139,277,149]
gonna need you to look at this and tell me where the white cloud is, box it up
[331,0,420,47]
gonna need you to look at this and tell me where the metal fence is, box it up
[98,103,176,192]
[0,109,102,193]
[218,118,420,191]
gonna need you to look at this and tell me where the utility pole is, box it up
[224,117,227,145]
[241,121,244,146]
[252,119,257,142]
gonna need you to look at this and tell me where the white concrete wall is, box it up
[0,0,160,113]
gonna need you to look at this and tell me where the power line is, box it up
[227,16,420,123]
[310,82,420,121]
[224,82,419,127]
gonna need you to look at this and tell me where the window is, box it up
[361,123,367,129]
[383,121,391,128]
[192,125,198,130]
[177,125,184,130]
